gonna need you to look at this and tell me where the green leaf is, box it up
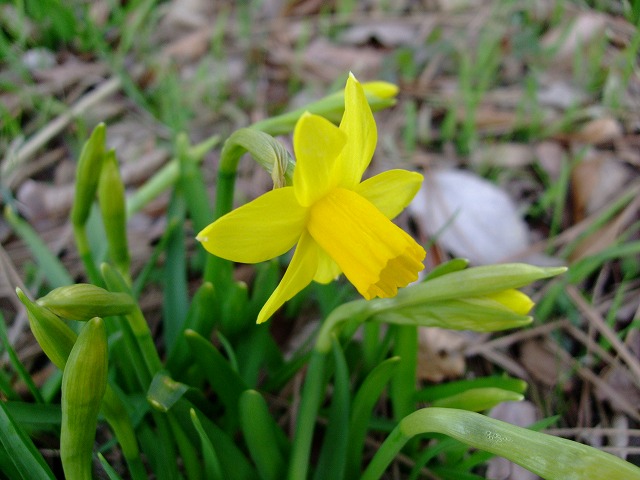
[4,206,73,288]
[0,400,56,480]
[346,356,400,480]
[169,399,258,480]
[184,329,248,417]
[98,453,125,480]
[416,375,527,403]
[239,390,288,480]
[0,311,44,403]
[313,338,350,480]
[430,388,524,411]
[161,190,188,351]
[190,409,224,480]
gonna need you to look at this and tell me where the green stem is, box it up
[72,224,103,287]
[101,387,147,480]
[360,425,407,480]
[362,408,640,480]
[287,350,328,480]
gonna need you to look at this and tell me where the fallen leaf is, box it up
[519,339,574,390]
[537,80,587,109]
[470,143,535,168]
[541,12,607,62]
[409,169,530,265]
[571,117,624,145]
[339,20,422,47]
[534,141,565,181]
[571,151,630,219]
[417,327,468,382]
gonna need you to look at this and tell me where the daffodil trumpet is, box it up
[198,74,426,323]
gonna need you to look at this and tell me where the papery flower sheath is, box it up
[197,74,426,323]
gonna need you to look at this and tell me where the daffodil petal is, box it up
[196,187,306,263]
[314,249,342,284]
[336,73,377,189]
[257,232,318,323]
[293,112,347,206]
[308,188,425,299]
[356,169,424,219]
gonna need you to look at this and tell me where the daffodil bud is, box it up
[16,288,75,370]
[219,128,294,186]
[37,283,135,321]
[61,317,108,480]
[98,149,130,279]
[71,123,106,228]
[362,81,399,100]
[17,289,143,473]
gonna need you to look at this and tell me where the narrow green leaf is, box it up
[0,311,44,403]
[4,206,73,288]
[166,282,216,375]
[390,326,417,421]
[98,453,124,480]
[162,191,188,351]
[184,329,247,416]
[169,398,258,480]
[431,388,524,411]
[190,409,224,480]
[0,399,56,480]
[346,356,400,480]
[416,376,527,403]
[313,338,350,480]
[4,402,61,432]
[423,258,469,280]
[239,390,288,480]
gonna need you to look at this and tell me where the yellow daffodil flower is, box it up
[197,74,426,323]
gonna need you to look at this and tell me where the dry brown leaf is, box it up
[534,141,565,181]
[457,105,520,135]
[519,339,574,389]
[16,180,74,222]
[436,0,485,12]
[570,151,630,220]
[469,143,535,168]
[571,117,624,145]
[597,364,640,416]
[31,60,108,90]
[541,12,607,62]
[301,38,383,81]
[162,26,212,62]
[417,327,467,382]
[339,20,422,47]
[159,0,214,31]
[537,80,586,109]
